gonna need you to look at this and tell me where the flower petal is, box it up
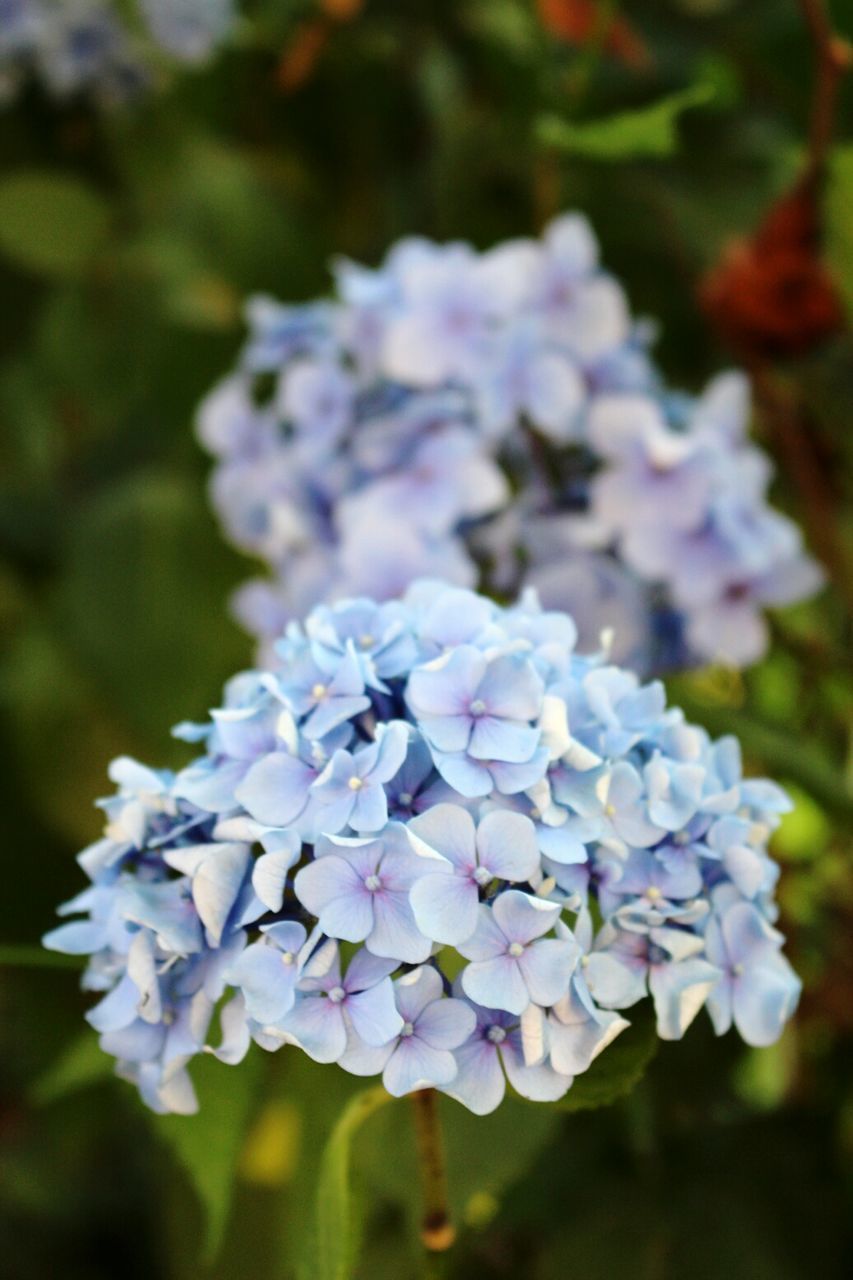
[415,996,477,1050]
[461,955,530,1016]
[476,810,539,882]
[492,889,560,946]
[281,997,347,1063]
[235,752,314,826]
[501,1039,572,1102]
[476,655,543,721]
[468,717,541,764]
[346,978,404,1047]
[518,938,577,1007]
[383,1039,458,1096]
[294,855,374,942]
[649,958,721,1041]
[441,1036,505,1115]
[367,890,432,963]
[410,872,479,946]
[408,803,477,871]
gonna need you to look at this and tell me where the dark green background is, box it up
[0,2,851,1276]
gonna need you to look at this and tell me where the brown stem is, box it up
[796,0,852,180]
[410,1088,456,1253]
[748,362,851,607]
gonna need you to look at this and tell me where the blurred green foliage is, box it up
[0,2,851,1278]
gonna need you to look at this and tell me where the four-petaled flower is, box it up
[704,896,801,1047]
[443,997,573,1115]
[408,646,544,764]
[343,965,476,1097]
[407,804,539,944]
[311,723,409,833]
[226,921,312,1025]
[458,890,579,1015]
[294,824,440,962]
[279,942,403,1062]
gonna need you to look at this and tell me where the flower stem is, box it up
[410,1088,456,1254]
[0,945,82,970]
[796,0,852,180]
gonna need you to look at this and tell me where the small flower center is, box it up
[311,683,328,701]
[507,941,525,958]
[365,874,382,892]
[328,985,346,1003]
[645,886,662,901]
[732,962,744,978]
[580,954,590,968]
[359,634,374,649]
[398,791,413,807]
[604,803,617,818]
[529,806,541,820]
[469,698,487,717]
[400,1020,415,1038]
[673,830,691,846]
[486,1025,506,1045]
[162,1010,175,1026]
[473,865,492,887]
[281,951,295,966]
[348,775,364,791]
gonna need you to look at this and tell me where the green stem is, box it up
[410,1088,455,1256]
[0,945,82,970]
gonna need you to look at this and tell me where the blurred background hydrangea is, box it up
[0,2,851,1279]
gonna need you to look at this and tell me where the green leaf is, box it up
[826,145,853,314]
[153,1050,263,1263]
[56,469,248,746]
[558,1001,658,1112]
[772,785,831,862]
[312,1086,393,1280]
[0,171,110,278]
[0,620,133,845]
[537,84,715,161]
[31,1033,113,1106]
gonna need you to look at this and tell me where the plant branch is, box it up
[797,0,852,180]
[410,1088,455,1255]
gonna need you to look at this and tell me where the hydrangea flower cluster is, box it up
[44,583,801,1115]
[198,214,821,675]
[0,0,235,105]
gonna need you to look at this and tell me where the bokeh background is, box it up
[1,2,852,1277]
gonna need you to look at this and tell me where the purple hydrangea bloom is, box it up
[0,0,237,108]
[197,220,821,677]
[45,582,802,1113]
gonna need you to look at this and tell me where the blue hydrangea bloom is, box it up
[0,0,236,106]
[45,582,801,1113]
[140,0,234,64]
[197,216,822,675]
